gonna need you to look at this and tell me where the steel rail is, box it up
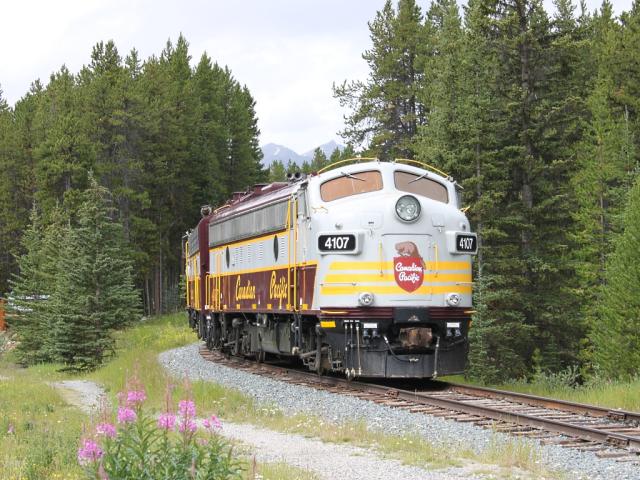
[198,347,640,453]
[441,382,640,424]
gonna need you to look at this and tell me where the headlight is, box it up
[395,195,421,222]
[445,292,461,307]
[358,292,374,306]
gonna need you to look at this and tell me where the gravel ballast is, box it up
[159,343,640,480]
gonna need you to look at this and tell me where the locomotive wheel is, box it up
[205,318,214,351]
[197,316,205,340]
[211,319,221,349]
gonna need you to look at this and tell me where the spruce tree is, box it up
[591,175,640,378]
[8,204,68,363]
[8,206,51,364]
[572,2,636,345]
[51,177,140,370]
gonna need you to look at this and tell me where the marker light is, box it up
[358,292,375,306]
[445,292,462,307]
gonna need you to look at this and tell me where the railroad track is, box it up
[198,345,640,464]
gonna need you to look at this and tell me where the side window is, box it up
[320,171,383,202]
[394,171,448,204]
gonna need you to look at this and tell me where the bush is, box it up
[77,377,243,480]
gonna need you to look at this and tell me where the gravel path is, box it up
[224,422,489,480]
[50,380,106,414]
[159,343,640,480]
[49,374,477,478]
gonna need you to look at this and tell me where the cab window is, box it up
[394,170,448,203]
[320,170,383,202]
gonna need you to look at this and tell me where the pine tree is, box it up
[0,85,20,294]
[268,159,287,182]
[50,177,140,369]
[334,0,425,159]
[590,175,640,378]
[310,148,329,172]
[33,66,94,210]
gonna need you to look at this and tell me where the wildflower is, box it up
[7,424,14,434]
[178,399,196,418]
[117,406,137,424]
[203,414,222,431]
[96,422,117,438]
[126,389,146,406]
[77,438,103,465]
[178,418,197,433]
[157,412,176,430]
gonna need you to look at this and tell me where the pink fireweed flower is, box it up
[203,414,222,431]
[117,406,137,424]
[178,418,197,433]
[157,412,177,430]
[178,399,196,418]
[96,422,117,438]
[77,438,103,465]
[126,389,147,406]
[7,424,14,434]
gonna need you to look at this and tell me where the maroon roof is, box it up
[206,181,297,224]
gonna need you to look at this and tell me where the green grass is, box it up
[84,313,563,476]
[0,314,568,479]
[0,368,84,479]
[245,461,321,480]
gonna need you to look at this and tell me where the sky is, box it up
[0,0,634,154]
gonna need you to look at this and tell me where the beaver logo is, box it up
[394,241,424,293]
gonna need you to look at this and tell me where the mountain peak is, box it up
[261,140,345,167]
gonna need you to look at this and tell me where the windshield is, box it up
[320,170,383,202]
[394,171,448,203]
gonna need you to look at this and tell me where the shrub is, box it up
[78,378,243,480]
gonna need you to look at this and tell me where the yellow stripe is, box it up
[329,261,470,271]
[324,273,472,283]
[320,320,336,328]
[320,284,472,295]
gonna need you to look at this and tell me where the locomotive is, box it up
[185,158,477,379]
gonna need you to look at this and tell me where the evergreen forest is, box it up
[334,0,640,382]
[0,35,265,317]
[2,0,640,379]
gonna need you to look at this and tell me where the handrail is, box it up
[286,198,292,310]
[315,157,451,180]
[293,197,298,311]
[185,240,190,307]
[316,157,379,174]
[394,158,450,179]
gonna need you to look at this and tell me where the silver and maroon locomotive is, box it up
[185,158,477,379]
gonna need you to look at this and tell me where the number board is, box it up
[318,234,356,252]
[456,234,477,253]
